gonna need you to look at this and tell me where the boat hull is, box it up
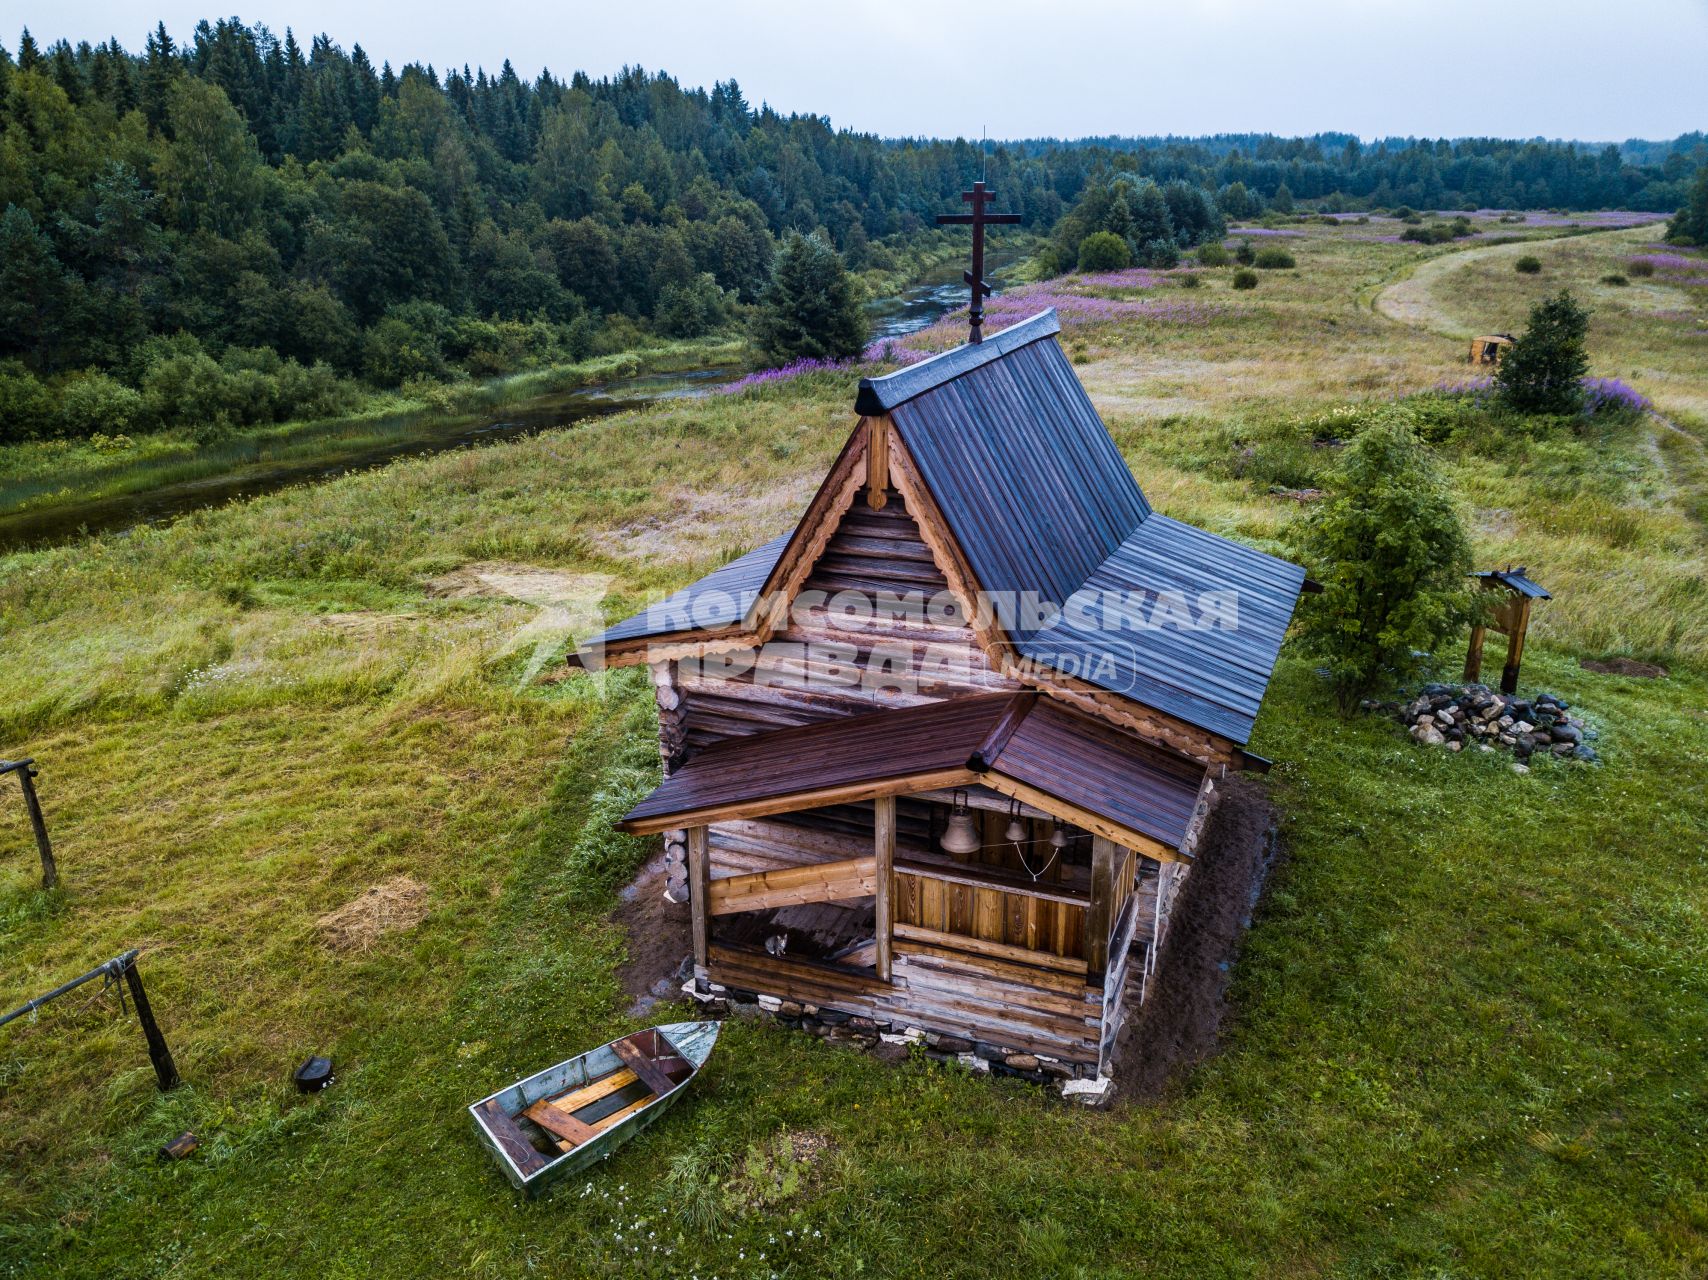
[469,1021,719,1196]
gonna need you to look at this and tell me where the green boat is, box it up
[468,1021,720,1196]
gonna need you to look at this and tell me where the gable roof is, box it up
[591,533,789,647]
[618,692,1205,858]
[874,311,1150,616]
[577,309,1305,746]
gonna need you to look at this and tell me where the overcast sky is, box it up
[23,0,1708,142]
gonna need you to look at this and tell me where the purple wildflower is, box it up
[1580,377,1652,415]
[714,355,860,395]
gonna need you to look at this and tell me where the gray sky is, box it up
[23,0,1708,141]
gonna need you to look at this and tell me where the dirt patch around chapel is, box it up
[1114,774,1282,1102]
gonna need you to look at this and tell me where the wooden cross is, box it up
[937,180,1020,344]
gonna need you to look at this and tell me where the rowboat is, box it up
[468,1021,719,1195]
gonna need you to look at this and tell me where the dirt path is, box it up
[1373,226,1654,339]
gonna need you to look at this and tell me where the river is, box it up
[0,265,995,553]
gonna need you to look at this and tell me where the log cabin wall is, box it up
[675,490,1021,754]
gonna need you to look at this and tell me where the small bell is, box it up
[1003,800,1025,844]
[1049,822,1068,850]
[941,790,981,854]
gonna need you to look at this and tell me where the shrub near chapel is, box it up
[1293,417,1474,714]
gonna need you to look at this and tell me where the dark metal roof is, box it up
[856,311,1064,416]
[989,697,1204,847]
[1474,567,1551,599]
[580,308,1305,745]
[619,695,1014,832]
[1022,516,1306,744]
[590,534,790,649]
[619,691,1207,850]
[887,316,1150,615]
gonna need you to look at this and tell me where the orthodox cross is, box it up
[937,180,1020,344]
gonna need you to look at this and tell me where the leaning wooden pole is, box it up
[2,759,57,890]
[0,949,181,1092]
[120,954,181,1092]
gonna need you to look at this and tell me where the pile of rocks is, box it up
[1373,683,1598,765]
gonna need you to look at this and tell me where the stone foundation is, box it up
[683,979,1112,1104]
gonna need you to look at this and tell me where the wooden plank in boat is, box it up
[544,1067,637,1113]
[614,1038,679,1097]
[573,1077,655,1126]
[475,1099,551,1177]
[527,1100,601,1149]
[592,1091,660,1134]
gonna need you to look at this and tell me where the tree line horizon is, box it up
[2,17,1703,444]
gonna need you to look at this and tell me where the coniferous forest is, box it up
[1,17,1703,443]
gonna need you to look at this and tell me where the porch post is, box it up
[1085,836,1117,983]
[873,796,895,982]
[687,825,710,989]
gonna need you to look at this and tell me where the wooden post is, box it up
[687,826,710,989]
[1463,624,1486,683]
[872,796,894,982]
[3,760,56,890]
[120,955,180,1092]
[1501,598,1533,695]
[865,416,889,509]
[1085,837,1117,983]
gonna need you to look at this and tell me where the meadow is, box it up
[2,213,1706,1278]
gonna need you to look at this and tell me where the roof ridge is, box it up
[855,310,1062,416]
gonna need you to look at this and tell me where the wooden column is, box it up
[873,796,895,982]
[1463,624,1487,683]
[1500,598,1533,695]
[687,826,710,989]
[1085,836,1117,983]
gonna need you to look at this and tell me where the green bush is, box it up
[1232,269,1259,290]
[57,370,144,438]
[1253,247,1296,269]
[1497,290,1591,415]
[362,302,453,387]
[1195,242,1231,267]
[1140,238,1180,269]
[0,361,56,442]
[1077,231,1132,272]
[1626,258,1655,278]
[1179,273,1202,289]
[1234,239,1256,265]
[1515,255,1543,274]
[1601,273,1629,286]
[1292,417,1473,713]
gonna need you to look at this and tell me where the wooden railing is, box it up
[707,856,877,917]
[892,860,1087,962]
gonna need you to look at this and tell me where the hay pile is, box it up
[315,876,429,952]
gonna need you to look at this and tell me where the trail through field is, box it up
[1373,226,1653,338]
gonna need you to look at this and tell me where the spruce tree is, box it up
[1496,290,1591,415]
[1293,417,1473,714]
[752,232,867,364]
[1667,165,1708,245]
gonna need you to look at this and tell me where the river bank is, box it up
[0,249,1027,552]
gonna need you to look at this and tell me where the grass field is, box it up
[2,214,1706,1278]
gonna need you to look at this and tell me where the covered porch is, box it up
[619,692,1212,1074]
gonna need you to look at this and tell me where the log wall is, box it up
[676,491,1022,754]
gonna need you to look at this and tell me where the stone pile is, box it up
[1373,683,1598,765]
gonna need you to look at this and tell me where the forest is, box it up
[1,18,1704,443]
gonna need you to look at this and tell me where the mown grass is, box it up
[2,217,1706,1277]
